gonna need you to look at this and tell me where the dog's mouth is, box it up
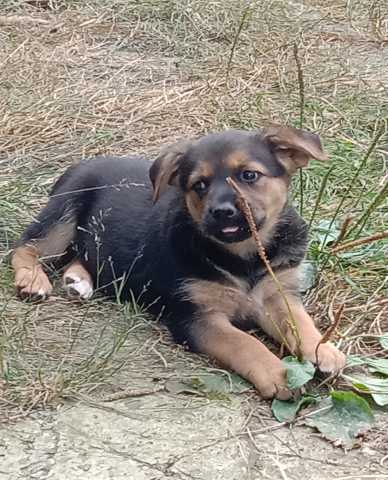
[214,224,252,243]
[203,213,265,244]
[221,226,240,234]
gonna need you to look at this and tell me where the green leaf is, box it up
[344,374,388,406]
[346,355,388,375]
[363,358,388,376]
[165,373,251,399]
[282,356,315,389]
[272,395,318,423]
[313,219,340,247]
[346,355,366,367]
[192,372,251,395]
[379,334,388,351]
[306,391,374,448]
[299,260,317,293]
[165,380,202,396]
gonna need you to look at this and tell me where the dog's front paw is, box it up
[303,342,346,374]
[252,356,292,400]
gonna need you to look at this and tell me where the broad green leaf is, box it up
[282,356,315,389]
[165,380,202,396]
[272,395,318,423]
[299,260,317,293]
[192,373,251,395]
[363,358,388,376]
[313,219,340,247]
[346,355,388,375]
[344,374,388,406]
[346,355,366,367]
[379,334,388,351]
[165,373,251,399]
[306,391,374,448]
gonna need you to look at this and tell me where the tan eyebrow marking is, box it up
[225,151,271,176]
[187,161,214,189]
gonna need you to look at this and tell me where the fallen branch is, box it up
[226,177,302,358]
[331,230,388,254]
[102,386,165,402]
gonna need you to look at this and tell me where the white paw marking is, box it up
[64,273,93,300]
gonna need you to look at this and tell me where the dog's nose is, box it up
[210,202,237,220]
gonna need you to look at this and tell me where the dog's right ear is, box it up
[261,125,328,174]
[149,140,192,203]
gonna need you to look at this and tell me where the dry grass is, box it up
[0,0,387,420]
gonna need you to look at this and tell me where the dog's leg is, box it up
[12,220,76,300]
[63,260,93,300]
[12,245,53,300]
[254,269,346,373]
[190,313,292,400]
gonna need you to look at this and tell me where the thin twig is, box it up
[226,3,252,81]
[331,215,353,248]
[308,164,335,230]
[226,177,302,358]
[293,41,306,216]
[349,181,388,238]
[248,404,333,434]
[102,386,165,402]
[331,230,388,254]
[293,42,305,130]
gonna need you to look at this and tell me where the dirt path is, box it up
[1,392,388,479]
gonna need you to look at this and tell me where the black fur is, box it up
[18,134,308,348]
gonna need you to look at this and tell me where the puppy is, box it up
[12,126,346,399]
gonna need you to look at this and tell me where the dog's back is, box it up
[17,157,155,291]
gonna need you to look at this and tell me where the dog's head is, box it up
[150,126,327,247]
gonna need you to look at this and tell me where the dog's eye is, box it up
[192,180,208,194]
[240,170,260,183]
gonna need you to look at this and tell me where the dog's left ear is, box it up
[149,140,192,203]
[261,125,328,174]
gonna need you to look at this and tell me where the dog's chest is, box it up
[206,259,269,317]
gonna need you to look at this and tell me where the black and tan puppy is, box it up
[12,126,346,399]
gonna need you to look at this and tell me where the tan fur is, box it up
[184,162,215,224]
[36,221,76,260]
[225,150,271,176]
[262,126,328,174]
[150,140,193,202]
[63,259,92,285]
[182,267,346,374]
[182,269,297,324]
[182,278,249,317]
[251,269,346,372]
[12,220,76,298]
[187,161,214,189]
[185,191,206,224]
[63,259,94,299]
[222,237,256,258]
[223,177,289,258]
[12,245,52,298]
[191,312,291,399]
